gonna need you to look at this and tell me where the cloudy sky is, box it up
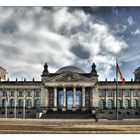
[0,7,140,81]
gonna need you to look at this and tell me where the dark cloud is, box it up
[0,44,21,58]
[70,45,90,59]
[0,21,17,34]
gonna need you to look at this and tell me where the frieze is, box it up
[44,72,94,83]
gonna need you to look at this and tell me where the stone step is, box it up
[40,111,95,119]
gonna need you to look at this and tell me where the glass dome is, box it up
[56,66,85,73]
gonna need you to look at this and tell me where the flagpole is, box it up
[23,90,26,119]
[14,92,16,118]
[116,59,118,120]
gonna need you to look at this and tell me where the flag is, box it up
[117,63,125,84]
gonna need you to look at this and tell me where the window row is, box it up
[99,99,139,109]
[0,90,41,97]
[1,99,41,109]
[99,90,139,97]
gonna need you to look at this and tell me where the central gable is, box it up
[45,72,93,83]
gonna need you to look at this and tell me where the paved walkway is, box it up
[0,118,140,133]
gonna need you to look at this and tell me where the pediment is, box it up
[45,72,93,83]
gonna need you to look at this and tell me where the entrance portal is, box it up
[57,88,82,111]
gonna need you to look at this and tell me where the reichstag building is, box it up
[0,63,140,119]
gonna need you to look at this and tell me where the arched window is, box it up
[10,99,15,108]
[11,91,15,97]
[2,99,6,108]
[19,99,23,108]
[99,100,105,110]
[133,99,139,108]
[118,100,121,109]
[108,99,113,109]
[125,99,129,109]
[35,99,40,108]
[27,99,32,108]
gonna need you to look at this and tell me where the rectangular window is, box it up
[11,91,15,97]
[3,91,7,97]
[67,90,73,110]
[118,91,122,97]
[76,90,81,109]
[19,90,23,97]
[99,90,105,97]
[36,90,41,97]
[125,91,130,97]
[133,90,139,97]
[28,90,32,97]
[108,90,114,97]
[58,90,63,109]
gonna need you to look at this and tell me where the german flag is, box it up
[117,63,125,84]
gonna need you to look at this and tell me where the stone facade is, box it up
[0,63,140,119]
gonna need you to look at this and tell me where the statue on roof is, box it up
[41,63,49,77]
[0,66,8,81]
[90,62,97,76]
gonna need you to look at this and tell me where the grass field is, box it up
[0,118,140,134]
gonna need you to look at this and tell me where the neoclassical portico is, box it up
[45,83,97,111]
[50,86,86,111]
[41,63,99,112]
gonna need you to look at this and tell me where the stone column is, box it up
[130,90,133,108]
[72,86,76,111]
[41,85,49,111]
[62,87,66,111]
[91,84,99,115]
[53,87,57,111]
[92,84,99,109]
[40,86,44,107]
[82,87,85,111]
[45,88,49,108]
